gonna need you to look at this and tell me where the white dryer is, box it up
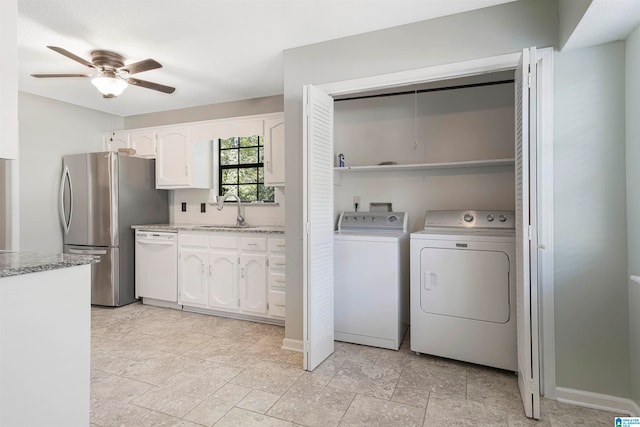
[334,211,409,350]
[410,210,516,371]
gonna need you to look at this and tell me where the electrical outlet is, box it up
[353,196,361,211]
[181,202,187,212]
[200,203,206,213]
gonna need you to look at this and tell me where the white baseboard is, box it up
[556,387,640,416]
[281,338,303,352]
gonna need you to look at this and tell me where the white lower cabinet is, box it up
[240,254,267,314]
[178,231,284,322]
[209,249,238,310]
[178,247,208,306]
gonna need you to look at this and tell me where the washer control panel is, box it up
[424,210,515,229]
[338,211,408,232]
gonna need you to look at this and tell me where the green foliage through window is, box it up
[219,136,275,202]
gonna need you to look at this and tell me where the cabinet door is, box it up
[209,249,239,311]
[179,248,207,306]
[104,132,130,152]
[130,130,156,158]
[240,254,267,314]
[156,128,191,187]
[264,119,285,187]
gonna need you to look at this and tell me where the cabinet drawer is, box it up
[268,272,286,289]
[179,233,208,247]
[268,238,286,252]
[208,235,238,249]
[268,289,286,318]
[240,237,266,251]
[269,255,286,271]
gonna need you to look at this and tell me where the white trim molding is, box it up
[282,338,303,352]
[536,47,556,399]
[318,52,521,96]
[556,387,640,416]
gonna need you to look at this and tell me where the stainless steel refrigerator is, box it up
[60,152,168,306]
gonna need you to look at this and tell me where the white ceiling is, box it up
[18,0,515,117]
[562,0,640,51]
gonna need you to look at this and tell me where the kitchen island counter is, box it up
[0,250,98,277]
[0,251,94,426]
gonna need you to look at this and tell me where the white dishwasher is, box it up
[135,230,178,303]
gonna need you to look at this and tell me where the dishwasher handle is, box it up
[136,238,176,246]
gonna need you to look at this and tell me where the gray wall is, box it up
[553,41,630,398]
[18,92,123,252]
[626,24,640,407]
[124,95,283,129]
[558,0,592,49]
[283,0,557,352]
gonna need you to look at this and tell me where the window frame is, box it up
[218,136,274,202]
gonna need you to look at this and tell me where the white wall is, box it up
[334,83,515,232]
[554,41,630,398]
[283,0,557,355]
[171,188,284,227]
[18,92,124,252]
[124,95,285,227]
[626,23,640,408]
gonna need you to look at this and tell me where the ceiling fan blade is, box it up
[47,46,95,69]
[31,73,91,78]
[122,59,162,75]
[127,78,175,94]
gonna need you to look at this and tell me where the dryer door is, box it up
[419,247,510,323]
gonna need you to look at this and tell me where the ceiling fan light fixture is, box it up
[91,75,128,97]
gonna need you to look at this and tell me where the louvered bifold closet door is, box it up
[515,47,541,419]
[302,84,335,371]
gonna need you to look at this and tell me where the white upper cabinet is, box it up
[156,127,212,189]
[129,130,156,158]
[103,132,130,152]
[156,128,190,187]
[104,112,284,190]
[0,0,17,160]
[264,117,285,187]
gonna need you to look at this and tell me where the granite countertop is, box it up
[131,223,285,234]
[0,251,100,278]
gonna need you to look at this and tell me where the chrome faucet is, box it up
[217,193,245,226]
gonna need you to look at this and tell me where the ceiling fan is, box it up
[31,46,176,98]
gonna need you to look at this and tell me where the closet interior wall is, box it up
[334,77,516,232]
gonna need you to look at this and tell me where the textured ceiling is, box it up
[17,0,515,117]
[562,0,640,50]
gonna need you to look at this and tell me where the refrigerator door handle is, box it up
[59,165,73,234]
[68,248,107,255]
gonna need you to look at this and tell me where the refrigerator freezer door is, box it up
[62,153,117,247]
[65,245,119,306]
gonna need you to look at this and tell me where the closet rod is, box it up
[335,79,515,102]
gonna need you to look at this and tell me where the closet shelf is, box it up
[334,158,515,172]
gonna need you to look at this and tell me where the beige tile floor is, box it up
[91,303,620,427]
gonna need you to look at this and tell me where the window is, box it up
[219,136,275,202]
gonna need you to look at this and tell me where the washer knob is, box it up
[499,215,507,222]
[487,215,495,222]
[388,215,398,223]
[463,213,474,223]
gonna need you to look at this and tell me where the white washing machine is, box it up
[410,210,516,371]
[334,211,409,350]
